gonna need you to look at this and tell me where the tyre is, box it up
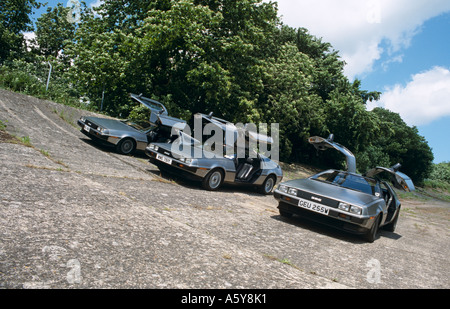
[116,138,136,155]
[202,169,224,191]
[258,176,276,195]
[384,207,400,232]
[365,215,381,243]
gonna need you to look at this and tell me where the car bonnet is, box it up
[85,117,135,132]
[281,178,380,207]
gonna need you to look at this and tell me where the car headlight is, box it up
[339,202,362,215]
[288,188,298,196]
[80,116,86,122]
[350,205,362,215]
[338,202,350,212]
[149,144,159,151]
[179,158,193,165]
[278,185,288,193]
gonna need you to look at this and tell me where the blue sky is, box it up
[30,0,450,163]
[363,13,450,164]
[273,0,450,164]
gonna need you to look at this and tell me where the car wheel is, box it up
[365,215,381,243]
[258,176,276,195]
[384,207,400,232]
[202,169,224,191]
[116,138,136,155]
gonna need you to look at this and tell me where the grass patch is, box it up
[25,164,69,173]
[263,254,302,271]
[398,185,450,203]
[40,149,50,157]
[0,120,15,143]
[0,120,7,131]
[18,136,32,147]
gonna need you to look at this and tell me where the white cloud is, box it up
[272,0,450,79]
[90,0,104,8]
[23,32,37,51]
[367,66,450,126]
[23,31,36,42]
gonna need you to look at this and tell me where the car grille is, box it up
[155,148,174,159]
[85,120,98,130]
[294,190,340,209]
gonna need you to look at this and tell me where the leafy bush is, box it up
[429,162,450,183]
[0,66,46,95]
[0,62,91,110]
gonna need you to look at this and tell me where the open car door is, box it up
[130,93,169,125]
[365,164,416,192]
[195,112,274,150]
[308,134,357,173]
[131,92,186,129]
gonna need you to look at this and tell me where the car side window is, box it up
[373,182,382,198]
[380,182,392,202]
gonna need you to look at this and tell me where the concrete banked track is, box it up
[0,89,449,289]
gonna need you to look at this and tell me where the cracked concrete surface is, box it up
[0,89,449,289]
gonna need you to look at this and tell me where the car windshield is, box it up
[311,170,380,196]
[123,120,155,132]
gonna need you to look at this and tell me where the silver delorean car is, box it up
[78,93,186,155]
[145,113,283,194]
[274,134,415,242]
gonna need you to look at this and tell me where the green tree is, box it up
[68,0,280,119]
[370,108,434,183]
[0,0,42,63]
[61,0,434,185]
[256,43,325,161]
[66,10,133,114]
[34,3,76,61]
[430,162,450,183]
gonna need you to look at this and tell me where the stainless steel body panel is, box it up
[146,142,283,193]
[78,94,186,155]
[274,134,415,242]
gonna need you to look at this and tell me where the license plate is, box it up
[84,125,90,132]
[156,154,172,165]
[298,198,330,215]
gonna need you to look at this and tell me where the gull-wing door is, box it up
[154,114,187,134]
[197,112,234,131]
[247,131,273,145]
[365,164,416,192]
[308,134,357,173]
[195,112,239,147]
[130,93,169,124]
[199,113,275,146]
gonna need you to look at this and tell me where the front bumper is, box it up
[78,120,120,145]
[145,148,207,181]
[274,190,375,235]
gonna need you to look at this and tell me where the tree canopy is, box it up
[0,0,41,63]
[0,0,435,184]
